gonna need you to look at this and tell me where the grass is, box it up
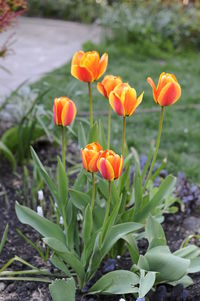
[32,42,200,184]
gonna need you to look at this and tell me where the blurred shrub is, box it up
[26,0,102,23]
[98,0,200,50]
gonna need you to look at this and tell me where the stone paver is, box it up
[0,17,100,101]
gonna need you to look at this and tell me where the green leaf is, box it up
[51,254,71,277]
[174,245,200,259]
[133,175,176,222]
[0,224,8,254]
[98,120,106,150]
[123,234,139,264]
[57,157,68,212]
[49,278,75,301]
[69,189,90,211]
[188,258,200,273]
[139,246,190,282]
[146,215,166,249]
[169,275,193,288]
[139,271,156,298]
[89,270,139,294]
[133,162,143,213]
[118,163,130,195]
[31,147,58,201]
[0,141,16,170]
[59,252,85,284]
[82,205,93,245]
[43,237,68,253]
[78,122,87,148]
[88,121,98,143]
[15,202,65,243]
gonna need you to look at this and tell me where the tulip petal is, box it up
[71,51,84,65]
[129,91,144,116]
[98,158,114,181]
[53,104,57,124]
[61,100,77,126]
[71,65,93,82]
[147,77,157,103]
[80,51,100,80]
[123,87,137,116]
[81,149,88,171]
[157,82,181,106]
[88,152,100,172]
[97,82,108,98]
[109,92,125,116]
[97,53,108,80]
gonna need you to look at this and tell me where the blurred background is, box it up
[0,0,200,183]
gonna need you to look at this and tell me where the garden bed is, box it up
[0,141,200,301]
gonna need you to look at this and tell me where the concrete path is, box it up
[0,17,100,101]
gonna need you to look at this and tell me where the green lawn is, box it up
[33,43,200,184]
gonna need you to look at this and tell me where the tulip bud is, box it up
[97,150,123,181]
[81,142,103,173]
[71,50,108,83]
[109,83,143,117]
[97,75,122,99]
[53,96,77,127]
[147,72,181,106]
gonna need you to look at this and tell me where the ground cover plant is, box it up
[1,49,200,301]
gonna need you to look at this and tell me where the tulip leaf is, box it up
[139,271,156,298]
[188,258,200,273]
[174,245,200,259]
[78,122,87,148]
[82,204,93,246]
[146,215,166,250]
[138,246,190,282]
[49,278,76,301]
[51,254,71,277]
[88,121,98,144]
[30,147,58,201]
[15,202,65,243]
[169,275,193,288]
[0,224,8,254]
[43,237,68,253]
[69,189,90,211]
[123,234,139,264]
[98,120,106,150]
[0,141,16,171]
[133,175,176,222]
[89,270,139,294]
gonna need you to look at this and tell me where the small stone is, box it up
[0,282,6,292]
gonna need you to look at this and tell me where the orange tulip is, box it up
[147,72,181,106]
[109,83,144,117]
[97,75,122,99]
[53,97,77,127]
[71,50,108,83]
[97,150,123,181]
[81,142,103,173]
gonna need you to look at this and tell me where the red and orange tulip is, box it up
[71,50,108,83]
[97,150,123,182]
[81,142,103,173]
[147,72,181,106]
[109,83,144,117]
[97,75,122,99]
[53,97,77,127]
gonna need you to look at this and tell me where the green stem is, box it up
[88,82,93,128]
[144,106,165,189]
[107,105,111,149]
[62,126,66,171]
[122,116,126,157]
[0,277,52,283]
[91,173,95,211]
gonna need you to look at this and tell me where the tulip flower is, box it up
[109,83,144,157]
[97,75,122,149]
[53,97,77,170]
[97,150,123,182]
[144,72,181,189]
[147,72,181,107]
[81,142,103,173]
[81,142,103,210]
[97,150,123,245]
[71,50,108,128]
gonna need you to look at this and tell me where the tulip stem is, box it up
[107,105,111,149]
[62,126,66,171]
[91,172,95,211]
[88,82,93,128]
[122,116,126,157]
[144,106,165,189]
